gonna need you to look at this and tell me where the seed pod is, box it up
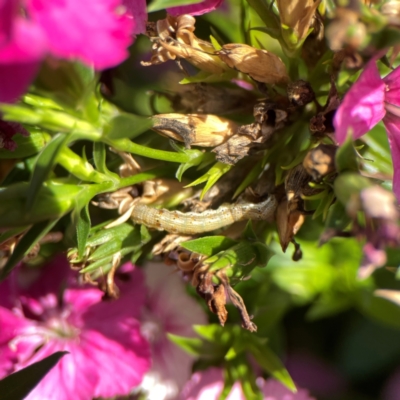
[276,199,305,252]
[152,113,238,148]
[216,44,289,85]
[287,80,315,106]
[303,144,337,180]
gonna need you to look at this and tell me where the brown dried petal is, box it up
[152,113,238,148]
[277,0,321,40]
[276,199,305,252]
[217,44,289,85]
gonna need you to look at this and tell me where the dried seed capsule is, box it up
[216,44,289,85]
[287,80,315,106]
[152,113,238,148]
[303,144,337,180]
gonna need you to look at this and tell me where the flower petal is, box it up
[384,65,400,107]
[142,262,207,392]
[0,0,18,46]
[81,326,150,397]
[334,60,386,144]
[0,17,45,102]
[168,0,223,16]
[122,0,147,35]
[82,265,147,324]
[21,340,98,400]
[27,0,134,69]
[383,113,400,202]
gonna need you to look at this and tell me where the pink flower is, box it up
[0,255,151,400]
[334,60,400,201]
[138,262,207,400]
[0,0,147,103]
[179,368,315,400]
[167,0,223,16]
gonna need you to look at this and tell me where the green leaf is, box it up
[105,113,153,140]
[248,339,296,392]
[324,201,351,232]
[245,0,280,32]
[148,0,202,12]
[0,219,58,280]
[167,334,205,356]
[0,351,67,400]
[76,204,91,258]
[335,135,359,173]
[181,236,238,256]
[26,133,68,212]
[334,172,371,206]
[88,239,123,261]
[356,289,400,330]
[233,159,265,199]
[186,162,231,199]
[93,142,119,181]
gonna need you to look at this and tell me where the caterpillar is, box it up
[130,196,277,235]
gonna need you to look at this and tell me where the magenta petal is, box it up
[22,341,98,400]
[123,0,147,35]
[0,0,18,46]
[0,62,40,103]
[28,0,134,70]
[334,60,386,144]
[0,17,45,102]
[168,0,223,16]
[81,327,150,397]
[383,113,400,202]
[384,65,400,107]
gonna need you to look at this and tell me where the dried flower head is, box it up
[143,14,227,74]
[216,44,289,85]
[277,0,321,51]
[152,113,238,148]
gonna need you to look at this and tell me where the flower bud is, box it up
[152,113,238,148]
[216,44,289,85]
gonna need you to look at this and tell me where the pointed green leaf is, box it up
[248,339,296,392]
[167,333,205,356]
[26,133,68,212]
[76,204,91,258]
[0,351,67,400]
[181,236,238,256]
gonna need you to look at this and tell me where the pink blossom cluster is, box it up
[0,257,207,400]
[0,256,316,400]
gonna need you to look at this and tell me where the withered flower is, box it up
[325,7,367,51]
[277,0,321,52]
[143,14,228,74]
[216,44,289,85]
[152,113,238,148]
